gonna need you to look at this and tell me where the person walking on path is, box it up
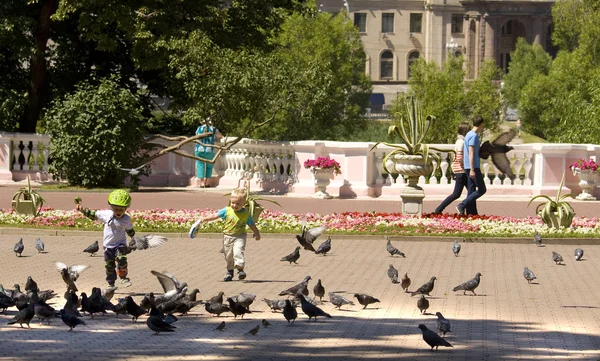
[516,118,522,137]
[195,118,223,188]
[433,122,471,214]
[456,116,486,216]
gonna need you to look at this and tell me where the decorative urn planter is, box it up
[393,154,433,216]
[312,168,335,199]
[573,168,597,200]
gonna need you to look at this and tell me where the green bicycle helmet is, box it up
[108,189,131,207]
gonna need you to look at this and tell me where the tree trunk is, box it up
[19,0,59,133]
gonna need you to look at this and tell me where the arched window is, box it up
[407,51,420,78]
[380,51,394,79]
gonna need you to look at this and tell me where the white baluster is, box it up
[523,153,533,186]
[280,153,290,183]
[30,141,39,171]
[512,153,523,186]
[482,160,491,185]
[430,158,439,185]
[42,146,50,172]
[273,154,282,182]
[439,152,449,185]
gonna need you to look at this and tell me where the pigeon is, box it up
[386,237,405,257]
[315,237,332,255]
[62,290,81,317]
[146,306,176,335]
[32,291,58,325]
[418,324,453,351]
[279,275,311,296]
[215,321,226,331]
[533,231,542,247]
[387,264,399,284]
[552,251,564,265]
[60,309,85,331]
[261,319,271,328]
[401,273,411,292]
[280,246,301,264]
[479,129,516,178]
[204,301,230,316]
[14,238,24,257]
[102,286,118,302]
[7,303,35,329]
[25,276,38,293]
[120,162,150,176]
[124,296,147,321]
[83,240,99,256]
[452,272,482,295]
[297,294,331,322]
[0,292,16,312]
[452,240,461,257]
[226,297,251,319]
[245,324,260,335]
[417,295,429,314]
[263,298,286,312]
[411,277,437,297]
[313,279,325,301]
[435,312,451,337]
[55,262,89,293]
[329,292,355,309]
[128,235,168,251]
[353,293,380,309]
[575,248,584,261]
[151,270,188,303]
[34,238,44,253]
[283,299,298,325]
[208,291,225,305]
[295,216,327,251]
[232,292,256,311]
[523,266,537,283]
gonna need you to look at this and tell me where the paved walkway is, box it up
[1,185,600,360]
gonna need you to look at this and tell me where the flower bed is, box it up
[1,208,600,238]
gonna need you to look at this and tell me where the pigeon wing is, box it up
[492,129,517,146]
[490,153,514,178]
[305,225,327,244]
[133,235,168,250]
[151,271,178,293]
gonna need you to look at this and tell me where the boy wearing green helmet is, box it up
[77,189,136,287]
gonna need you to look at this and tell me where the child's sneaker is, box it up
[120,278,132,287]
[223,270,233,282]
[189,218,203,239]
[108,282,115,288]
[238,270,247,280]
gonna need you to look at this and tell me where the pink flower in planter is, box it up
[304,157,342,175]
[569,158,599,172]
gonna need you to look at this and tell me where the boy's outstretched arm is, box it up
[249,225,260,241]
[76,203,97,220]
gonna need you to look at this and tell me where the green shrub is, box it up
[42,77,148,187]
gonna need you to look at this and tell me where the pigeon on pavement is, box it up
[60,309,85,331]
[411,277,437,297]
[388,264,399,284]
[418,324,453,351]
[523,266,537,283]
[386,237,406,257]
[479,129,517,178]
[452,240,461,257]
[215,321,226,331]
[280,247,301,264]
[83,240,99,256]
[575,248,584,261]
[125,296,147,322]
[232,292,257,311]
[226,297,252,319]
[452,272,482,295]
[34,238,44,253]
[7,303,35,329]
[146,306,176,335]
[283,299,298,325]
[552,251,564,265]
[353,293,380,309]
[401,273,411,292]
[261,319,271,328]
[245,324,260,335]
[25,276,38,293]
[204,302,230,316]
[417,295,429,314]
[435,312,451,337]
[329,292,355,310]
[297,294,331,322]
[14,238,24,257]
[279,276,311,296]
[313,279,325,301]
[534,231,542,247]
[208,291,225,305]
[315,237,332,255]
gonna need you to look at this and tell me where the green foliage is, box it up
[42,77,148,188]
[527,171,574,229]
[466,60,503,132]
[502,38,552,108]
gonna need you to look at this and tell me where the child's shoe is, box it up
[223,270,234,282]
[120,278,132,287]
[238,270,247,280]
[108,282,115,288]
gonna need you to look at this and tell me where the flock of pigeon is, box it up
[1,223,589,352]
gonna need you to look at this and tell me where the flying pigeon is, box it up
[120,162,150,176]
[313,279,325,301]
[55,262,89,293]
[386,237,405,257]
[315,237,332,255]
[411,277,437,297]
[387,264,399,284]
[280,246,301,264]
[283,299,298,325]
[417,295,429,314]
[552,251,564,265]
[452,240,461,257]
[150,270,188,303]
[329,292,355,310]
[297,294,331,322]
[452,272,482,295]
[523,266,537,283]
[435,312,451,337]
[245,324,260,335]
[574,248,584,261]
[279,276,311,296]
[83,240,99,256]
[295,216,327,251]
[479,129,517,178]
[533,231,542,247]
[354,293,380,309]
[14,238,24,257]
[418,324,453,351]
[401,273,411,292]
[34,238,44,253]
[128,235,168,251]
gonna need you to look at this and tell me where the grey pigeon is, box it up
[313,279,325,301]
[263,298,288,312]
[435,312,451,337]
[120,162,150,176]
[297,294,331,322]
[329,292,355,310]
[411,277,437,297]
[25,276,38,293]
[102,286,118,302]
[401,273,411,292]
[215,321,226,331]
[34,238,44,253]
[60,309,85,331]
[32,293,57,325]
[418,324,453,351]
[534,231,542,247]
[232,292,256,311]
[226,297,251,319]
[387,264,399,284]
[452,240,461,257]
[245,324,260,335]
[55,262,89,293]
[279,275,311,296]
[83,240,99,256]
[552,251,564,265]
[14,238,24,257]
[479,129,517,178]
[386,238,405,257]
[208,291,225,305]
[417,295,429,314]
[575,248,584,261]
[452,272,482,295]
[7,303,35,328]
[283,299,298,325]
[151,270,188,303]
[354,293,380,309]
[146,306,176,335]
[523,266,537,283]
[204,301,230,316]
[295,216,327,251]
[315,237,332,255]
[280,246,301,264]
[128,235,168,251]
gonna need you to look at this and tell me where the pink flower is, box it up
[569,158,599,172]
[303,157,342,175]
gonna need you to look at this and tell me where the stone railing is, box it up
[2,132,599,199]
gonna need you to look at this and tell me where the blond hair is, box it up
[231,187,247,202]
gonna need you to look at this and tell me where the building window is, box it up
[410,13,422,33]
[408,51,420,78]
[380,51,394,79]
[382,13,394,33]
[354,13,367,33]
[451,14,463,34]
[502,20,513,35]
